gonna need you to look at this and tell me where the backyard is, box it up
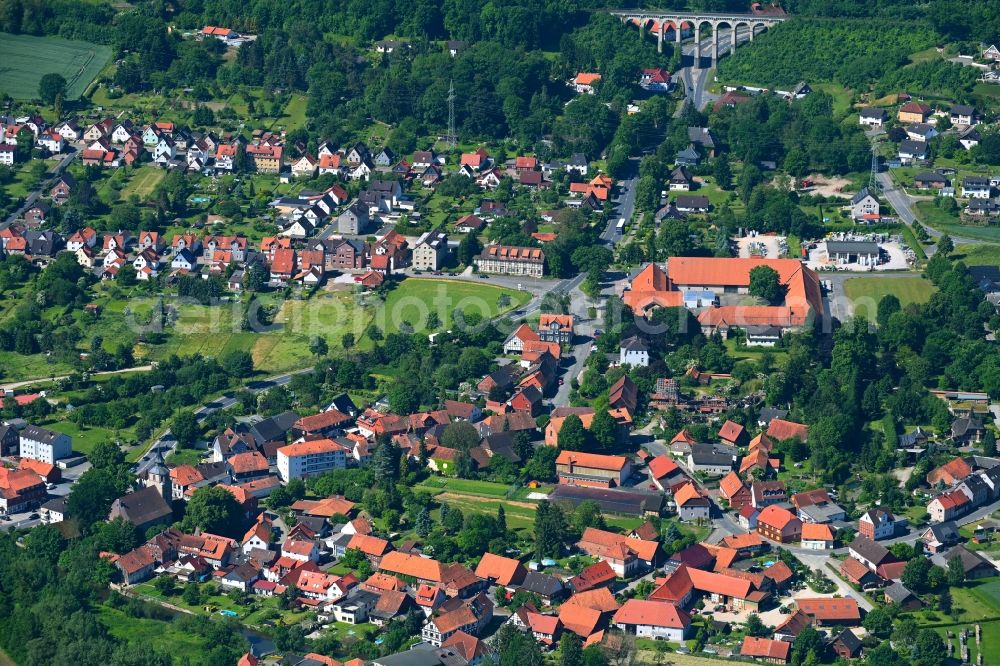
[907,577,1000,665]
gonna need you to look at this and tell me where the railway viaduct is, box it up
[609,10,787,63]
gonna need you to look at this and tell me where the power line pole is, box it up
[869,140,881,193]
[445,80,457,150]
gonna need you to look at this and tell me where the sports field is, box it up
[0,33,112,99]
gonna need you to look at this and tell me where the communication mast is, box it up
[445,80,457,150]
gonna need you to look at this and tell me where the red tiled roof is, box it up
[295,410,351,433]
[648,454,680,480]
[741,637,791,661]
[558,603,603,638]
[687,567,753,599]
[380,552,443,582]
[557,451,628,472]
[474,553,524,587]
[613,599,689,629]
[796,597,860,623]
[718,420,745,442]
[719,471,746,500]
[758,505,799,531]
[767,419,809,442]
[801,523,835,542]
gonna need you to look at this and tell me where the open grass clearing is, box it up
[415,476,514,498]
[372,278,531,338]
[120,166,166,199]
[842,276,935,310]
[955,244,1000,268]
[0,32,112,99]
[97,605,213,663]
[40,419,136,456]
[915,201,1000,243]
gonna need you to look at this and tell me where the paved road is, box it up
[3,149,78,228]
[0,364,156,392]
[877,170,981,249]
[133,370,308,475]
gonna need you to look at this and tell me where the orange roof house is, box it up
[927,456,973,486]
[801,523,835,546]
[795,598,861,625]
[563,587,619,614]
[665,257,822,332]
[741,636,791,663]
[291,496,356,517]
[649,565,695,605]
[622,263,684,313]
[574,73,602,87]
[569,173,614,201]
[474,553,526,587]
[379,552,443,583]
[558,603,604,639]
[719,471,751,509]
[718,420,748,446]
[766,419,809,442]
[757,505,802,543]
[613,599,690,633]
[346,534,393,562]
[545,410,596,446]
[556,451,632,489]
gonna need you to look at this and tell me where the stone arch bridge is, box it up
[609,10,787,63]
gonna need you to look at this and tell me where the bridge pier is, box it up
[676,24,682,43]
[657,24,663,53]
[694,25,701,65]
[712,28,719,65]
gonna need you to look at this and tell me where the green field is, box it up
[915,201,1000,243]
[97,606,216,663]
[0,33,112,99]
[955,244,1000,268]
[120,166,166,200]
[415,477,514,498]
[843,276,935,310]
[373,278,532,338]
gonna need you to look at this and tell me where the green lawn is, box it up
[372,278,531,338]
[914,200,1000,243]
[97,605,215,663]
[166,448,205,466]
[842,276,935,309]
[954,244,1000,268]
[39,419,136,456]
[0,32,112,99]
[415,477,514,498]
[120,166,166,199]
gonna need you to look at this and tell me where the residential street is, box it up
[3,148,78,228]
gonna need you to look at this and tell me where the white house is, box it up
[18,425,72,464]
[613,600,690,642]
[0,144,15,166]
[800,523,835,550]
[277,438,348,482]
[859,108,887,127]
[171,248,198,272]
[619,336,649,367]
[963,176,992,199]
